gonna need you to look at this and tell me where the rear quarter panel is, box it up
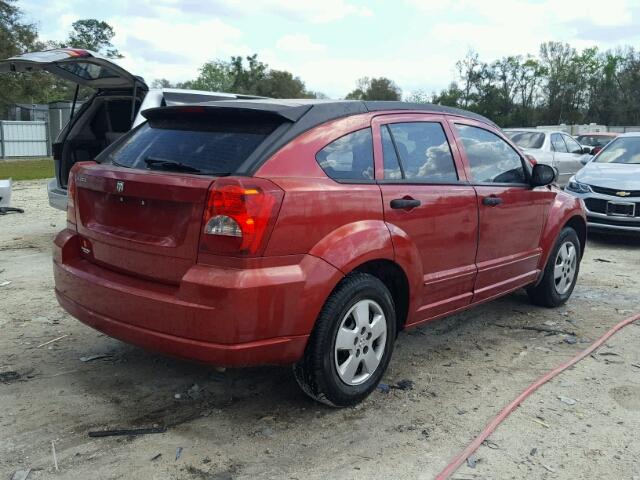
[256,114,397,334]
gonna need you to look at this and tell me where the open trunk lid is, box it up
[0,48,148,90]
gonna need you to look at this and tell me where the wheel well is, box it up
[565,215,587,258]
[353,259,410,333]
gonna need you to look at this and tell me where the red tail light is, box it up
[67,167,78,226]
[66,161,96,228]
[200,177,284,257]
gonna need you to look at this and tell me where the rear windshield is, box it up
[595,137,640,164]
[505,131,545,149]
[101,116,281,175]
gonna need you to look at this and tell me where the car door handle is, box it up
[390,198,421,210]
[482,196,503,207]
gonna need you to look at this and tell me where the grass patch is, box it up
[0,158,54,181]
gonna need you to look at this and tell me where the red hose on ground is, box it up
[435,312,640,480]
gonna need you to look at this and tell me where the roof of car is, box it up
[185,98,500,128]
[576,132,618,137]
[504,128,563,135]
[620,131,640,137]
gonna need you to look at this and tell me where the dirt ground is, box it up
[1,179,639,480]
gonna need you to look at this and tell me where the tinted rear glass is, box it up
[102,116,281,175]
[57,62,119,81]
[505,131,545,149]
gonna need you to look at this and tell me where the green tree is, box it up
[66,19,122,58]
[0,0,58,116]
[181,54,315,98]
[346,77,401,100]
[180,60,235,92]
[151,78,177,89]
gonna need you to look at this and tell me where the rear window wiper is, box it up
[144,157,201,173]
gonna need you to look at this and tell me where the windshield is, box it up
[101,116,281,175]
[505,131,545,149]
[576,135,614,147]
[595,137,640,164]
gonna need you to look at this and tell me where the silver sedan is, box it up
[505,128,592,186]
[564,132,640,233]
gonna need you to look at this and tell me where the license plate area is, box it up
[606,201,636,217]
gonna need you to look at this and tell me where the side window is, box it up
[563,135,583,154]
[316,128,374,181]
[381,125,402,179]
[551,133,568,153]
[384,122,458,182]
[456,124,526,184]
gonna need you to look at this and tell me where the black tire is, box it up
[527,227,581,307]
[293,272,397,407]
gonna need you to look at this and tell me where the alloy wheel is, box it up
[334,299,387,386]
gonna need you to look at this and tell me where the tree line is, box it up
[2,0,640,127]
[424,43,640,127]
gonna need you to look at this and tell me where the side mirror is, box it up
[581,146,592,154]
[531,163,557,187]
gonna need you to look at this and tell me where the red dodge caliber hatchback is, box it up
[54,100,586,406]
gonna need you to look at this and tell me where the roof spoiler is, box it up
[142,102,313,123]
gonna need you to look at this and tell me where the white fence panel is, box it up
[1,121,49,157]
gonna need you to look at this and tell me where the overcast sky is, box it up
[19,0,640,98]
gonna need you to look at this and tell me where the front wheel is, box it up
[527,226,581,307]
[293,272,397,407]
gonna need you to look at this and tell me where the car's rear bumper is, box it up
[53,229,340,367]
[47,178,67,211]
[56,291,309,366]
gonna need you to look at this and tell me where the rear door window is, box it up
[551,133,568,153]
[101,115,281,175]
[384,122,458,182]
[562,134,583,154]
[456,124,526,184]
[316,128,374,181]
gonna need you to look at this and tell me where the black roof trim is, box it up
[363,101,498,128]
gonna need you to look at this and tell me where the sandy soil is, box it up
[1,180,639,480]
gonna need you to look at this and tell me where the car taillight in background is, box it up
[200,177,284,256]
[66,166,78,226]
[525,154,537,166]
[66,161,96,227]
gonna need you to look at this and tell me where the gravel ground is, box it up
[1,180,639,480]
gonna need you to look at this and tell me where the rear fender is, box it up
[309,220,395,274]
[304,220,424,333]
[384,222,423,324]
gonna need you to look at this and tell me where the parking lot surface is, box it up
[1,180,639,479]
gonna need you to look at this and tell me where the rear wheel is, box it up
[527,227,581,307]
[293,273,396,407]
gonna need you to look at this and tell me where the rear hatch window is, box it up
[99,109,284,175]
